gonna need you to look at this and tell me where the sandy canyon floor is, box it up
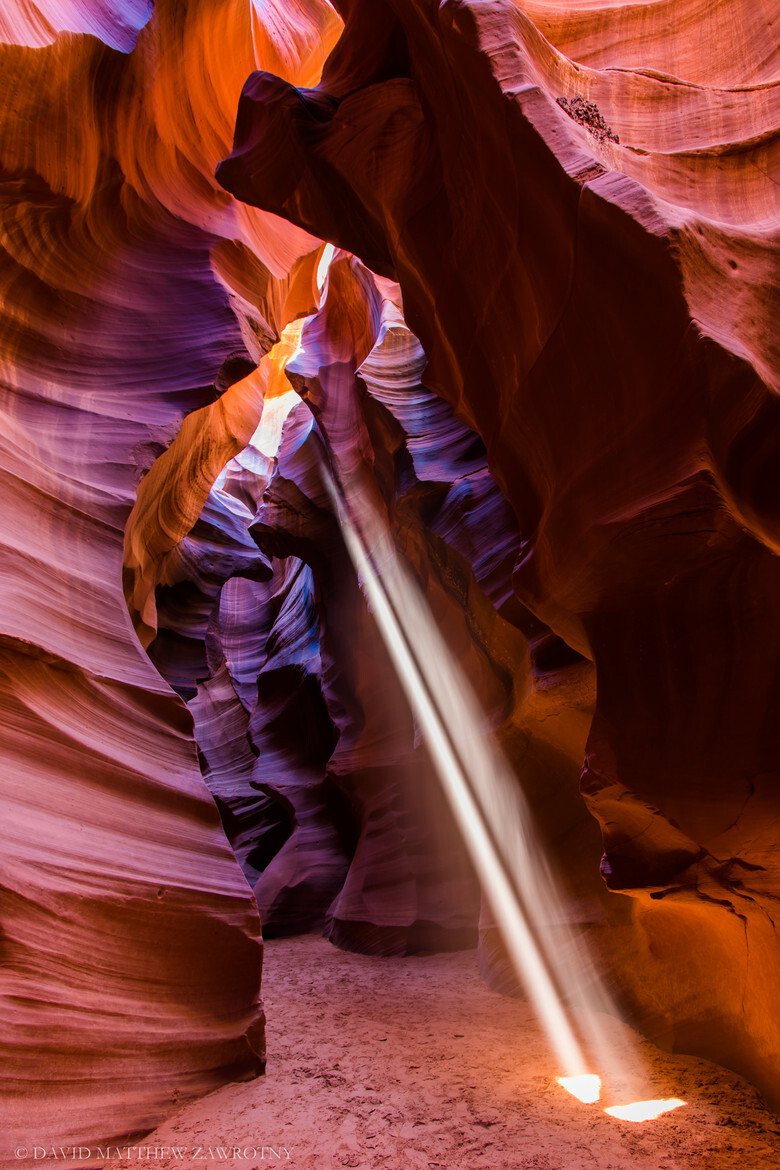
[105,934,780,1170]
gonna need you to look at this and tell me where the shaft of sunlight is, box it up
[323,468,591,1077]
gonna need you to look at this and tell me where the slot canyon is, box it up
[3,1,780,1167]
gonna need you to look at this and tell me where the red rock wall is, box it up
[0,0,335,1153]
[4,0,780,1150]
[217,0,780,1107]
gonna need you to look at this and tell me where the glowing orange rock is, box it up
[218,0,780,1108]
[0,0,331,1151]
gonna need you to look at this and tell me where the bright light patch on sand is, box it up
[605,1099,686,1122]
[558,1074,601,1103]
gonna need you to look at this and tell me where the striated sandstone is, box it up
[217,0,780,1107]
[0,0,334,1156]
[4,0,780,1154]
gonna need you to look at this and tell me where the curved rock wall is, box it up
[146,264,519,955]
[4,0,780,1150]
[217,0,780,1106]
[0,0,334,1154]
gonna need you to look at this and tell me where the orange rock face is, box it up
[4,0,780,1153]
[0,0,333,1152]
[217,0,780,1108]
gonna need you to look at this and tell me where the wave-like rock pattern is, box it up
[0,0,151,52]
[5,0,780,1147]
[145,286,501,953]
[218,0,780,1106]
[255,390,484,954]
[0,0,337,1156]
[143,249,591,963]
[250,255,594,954]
